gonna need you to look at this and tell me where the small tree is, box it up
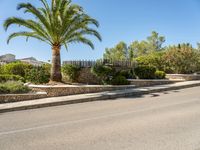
[128,31,166,59]
[103,41,128,61]
[147,31,166,51]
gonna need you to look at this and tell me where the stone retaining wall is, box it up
[31,85,135,97]
[0,78,183,103]
[166,74,200,81]
[31,79,183,97]
[0,93,47,104]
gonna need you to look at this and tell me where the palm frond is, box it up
[4,17,53,43]
[68,36,95,50]
[7,31,51,45]
[4,0,101,50]
[17,3,53,35]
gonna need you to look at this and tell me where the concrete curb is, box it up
[1,81,200,113]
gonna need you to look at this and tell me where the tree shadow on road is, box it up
[113,89,182,101]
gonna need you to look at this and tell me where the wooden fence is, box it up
[63,59,137,68]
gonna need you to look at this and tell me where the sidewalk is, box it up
[1,81,200,113]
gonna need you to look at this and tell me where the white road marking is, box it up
[0,98,199,136]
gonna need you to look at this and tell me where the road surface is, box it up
[1,87,200,150]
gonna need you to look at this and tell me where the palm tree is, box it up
[4,0,101,82]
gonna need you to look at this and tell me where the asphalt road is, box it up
[1,87,200,150]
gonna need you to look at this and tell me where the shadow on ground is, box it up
[104,90,182,101]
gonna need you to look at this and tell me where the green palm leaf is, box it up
[4,0,101,82]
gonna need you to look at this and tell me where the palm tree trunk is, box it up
[51,45,62,82]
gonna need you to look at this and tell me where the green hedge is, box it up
[0,65,4,74]
[0,81,31,94]
[134,65,157,79]
[0,74,25,83]
[0,62,51,84]
[2,61,32,77]
[110,75,130,85]
[155,71,166,79]
[91,64,130,85]
[25,65,50,84]
[118,70,136,79]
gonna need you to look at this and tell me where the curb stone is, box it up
[0,81,200,113]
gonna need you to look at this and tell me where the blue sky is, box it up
[1,0,200,62]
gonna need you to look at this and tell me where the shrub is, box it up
[0,65,3,74]
[25,65,50,84]
[0,74,25,83]
[155,71,166,79]
[42,63,51,75]
[164,44,200,74]
[91,64,113,77]
[62,64,80,82]
[134,65,156,79]
[91,64,114,84]
[119,70,135,79]
[91,64,131,85]
[110,75,130,85]
[136,52,165,71]
[0,81,31,94]
[2,61,32,77]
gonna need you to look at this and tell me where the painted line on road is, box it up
[0,98,199,137]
